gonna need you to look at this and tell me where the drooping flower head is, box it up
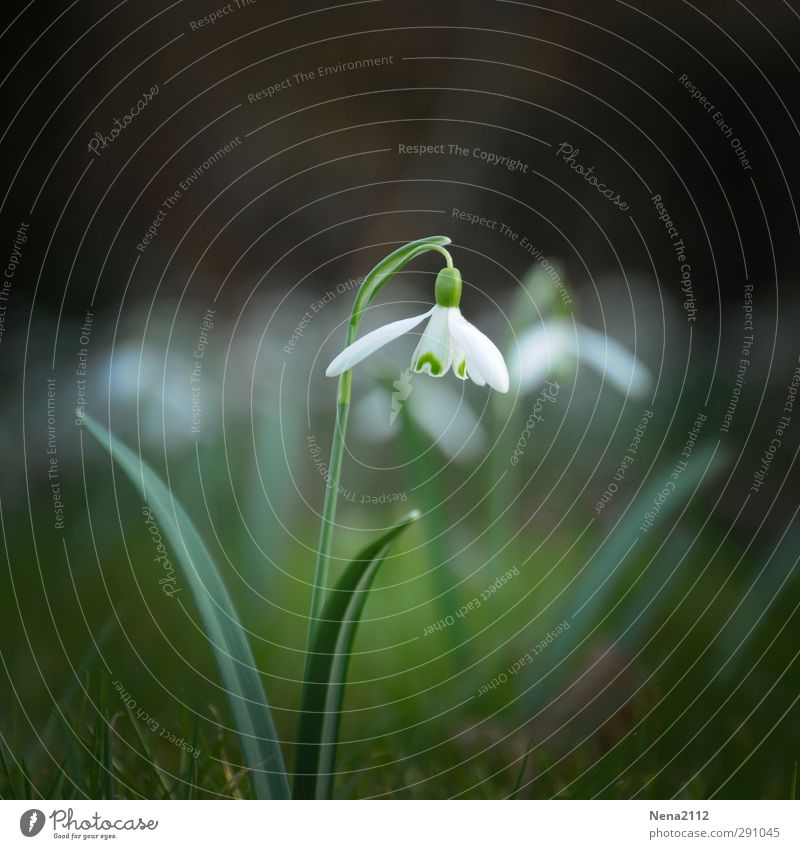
[326,265,509,392]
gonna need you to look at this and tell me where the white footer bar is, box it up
[2,799,796,847]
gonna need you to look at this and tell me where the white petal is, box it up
[448,310,510,392]
[513,319,574,393]
[452,342,468,381]
[411,305,455,377]
[577,324,652,398]
[326,308,434,377]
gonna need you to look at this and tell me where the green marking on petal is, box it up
[415,352,443,375]
[457,359,466,377]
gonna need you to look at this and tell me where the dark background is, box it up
[1,0,798,312]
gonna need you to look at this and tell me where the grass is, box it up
[4,477,798,800]
[4,601,798,801]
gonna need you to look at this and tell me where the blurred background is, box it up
[1,0,799,798]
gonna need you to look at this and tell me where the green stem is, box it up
[306,377,351,632]
[430,246,453,268]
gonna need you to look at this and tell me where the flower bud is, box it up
[434,266,462,308]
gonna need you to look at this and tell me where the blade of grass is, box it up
[37,615,115,763]
[88,698,104,798]
[55,717,90,798]
[83,413,290,799]
[294,510,420,799]
[44,747,73,799]
[183,716,199,800]
[508,746,534,799]
[0,741,21,798]
[18,755,32,800]
[101,710,114,800]
[121,698,173,799]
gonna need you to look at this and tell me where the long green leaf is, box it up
[83,413,290,799]
[294,510,420,799]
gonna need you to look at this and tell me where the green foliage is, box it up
[294,511,420,799]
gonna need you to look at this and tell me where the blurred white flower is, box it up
[512,317,652,399]
[326,267,509,393]
[353,373,487,462]
[108,342,189,438]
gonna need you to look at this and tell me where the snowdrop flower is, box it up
[513,317,652,398]
[326,267,509,392]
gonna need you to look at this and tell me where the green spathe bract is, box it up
[82,413,290,800]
